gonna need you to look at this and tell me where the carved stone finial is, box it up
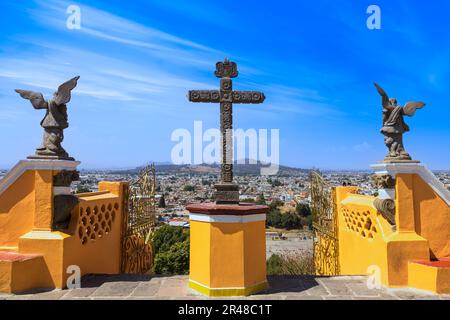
[373,198,396,225]
[215,59,238,78]
[53,170,80,187]
[372,174,396,189]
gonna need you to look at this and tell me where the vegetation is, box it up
[266,251,314,275]
[75,183,92,193]
[153,240,189,275]
[266,208,283,228]
[183,185,195,192]
[152,225,188,255]
[152,225,190,275]
[266,200,313,230]
[256,193,266,205]
[295,203,311,217]
[281,212,301,230]
[158,195,166,208]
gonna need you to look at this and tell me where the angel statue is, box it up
[15,76,80,160]
[374,83,425,161]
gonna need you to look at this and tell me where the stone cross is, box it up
[188,59,265,204]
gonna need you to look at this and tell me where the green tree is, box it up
[241,198,255,203]
[158,195,166,208]
[183,185,195,192]
[271,179,282,187]
[152,225,188,254]
[266,209,283,228]
[76,184,91,193]
[153,240,189,275]
[269,199,284,211]
[281,212,301,230]
[256,193,266,205]
[295,203,311,217]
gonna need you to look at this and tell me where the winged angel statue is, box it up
[374,83,425,161]
[15,76,80,160]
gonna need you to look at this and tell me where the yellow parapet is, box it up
[0,159,128,293]
[186,203,268,296]
[336,162,450,293]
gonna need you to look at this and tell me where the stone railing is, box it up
[71,191,121,245]
[334,187,396,286]
[340,193,394,242]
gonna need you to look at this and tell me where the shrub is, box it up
[153,240,189,275]
[295,203,311,217]
[266,254,284,275]
[266,250,314,275]
[266,208,283,228]
[281,212,301,230]
[152,225,188,255]
[183,185,195,192]
[269,199,284,211]
[256,193,266,205]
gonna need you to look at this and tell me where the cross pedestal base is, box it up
[214,183,239,204]
[186,203,269,296]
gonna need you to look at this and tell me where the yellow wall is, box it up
[0,171,35,248]
[408,174,450,259]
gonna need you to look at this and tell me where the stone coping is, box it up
[371,162,450,206]
[0,159,80,196]
[0,252,41,262]
[186,202,269,215]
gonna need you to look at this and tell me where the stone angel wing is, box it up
[53,76,80,105]
[403,101,426,116]
[14,89,48,109]
[374,82,391,108]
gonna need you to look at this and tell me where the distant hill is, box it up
[110,160,310,176]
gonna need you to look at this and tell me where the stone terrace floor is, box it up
[1,275,449,300]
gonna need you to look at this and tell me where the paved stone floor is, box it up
[1,275,449,300]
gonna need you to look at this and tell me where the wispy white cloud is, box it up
[28,0,225,67]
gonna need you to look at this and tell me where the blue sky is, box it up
[0,0,449,170]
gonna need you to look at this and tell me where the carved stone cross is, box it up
[188,59,265,204]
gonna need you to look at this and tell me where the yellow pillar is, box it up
[33,170,54,231]
[395,174,415,232]
[186,203,268,296]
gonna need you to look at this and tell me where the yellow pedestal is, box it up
[186,203,268,297]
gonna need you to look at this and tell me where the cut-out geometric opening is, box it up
[364,218,372,230]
